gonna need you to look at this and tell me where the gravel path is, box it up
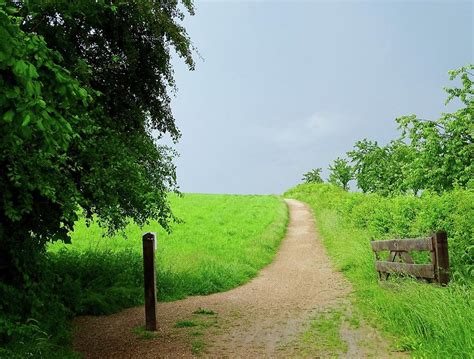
[73,199,403,358]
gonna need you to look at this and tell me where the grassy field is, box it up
[2,193,288,358]
[285,184,473,358]
[49,193,288,311]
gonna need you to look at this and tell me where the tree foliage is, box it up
[1,0,195,327]
[1,1,93,276]
[348,139,414,195]
[328,157,353,190]
[347,65,473,195]
[16,0,196,234]
[0,3,92,353]
[302,168,323,184]
[396,65,473,192]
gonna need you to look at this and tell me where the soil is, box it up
[73,199,405,358]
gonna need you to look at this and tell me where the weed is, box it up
[191,340,206,355]
[175,320,197,328]
[132,326,158,340]
[346,314,360,329]
[196,318,219,329]
[293,310,348,356]
[193,308,216,315]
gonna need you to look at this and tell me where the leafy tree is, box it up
[0,4,97,351]
[1,0,194,287]
[348,65,472,195]
[302,168,323,184]
[328,158,353,190]
[0,2,92,281]
[397,65,473,193]
[347,139,383,193]
[348,139,415,195]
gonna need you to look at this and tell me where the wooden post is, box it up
[143,232,157,331]
[432,231,449,285]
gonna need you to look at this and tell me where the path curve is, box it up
[73,199,399,358]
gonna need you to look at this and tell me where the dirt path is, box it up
[73,199,403,358]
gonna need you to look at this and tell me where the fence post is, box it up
[433,231,449,285]
[143,232,157,331]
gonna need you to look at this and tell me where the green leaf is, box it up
[13,60,28,77]
[22,114,31,127]
[28,63,39,78]
[64,121,73,132]
[36,119,45,131]
[78,88,88,98]
[25,81,35,96]
[3,110,14,122]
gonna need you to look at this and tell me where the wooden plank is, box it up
[371,238,431,252]
[400,252,414,264]
[375,261,435,279]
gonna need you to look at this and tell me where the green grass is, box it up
[132,326,159,340]
[286,184,474,358]
[0,193,288,358]
[174,320,197,328]
[293,310,348,357]
[191,339,206,355]
[48,193,288,310]
[193,308,216,315]
[190,331,204,337]
[346,312,360,329]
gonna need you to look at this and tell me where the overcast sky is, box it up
[165,0,473,195]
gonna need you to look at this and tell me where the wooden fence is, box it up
[370,231,449,285]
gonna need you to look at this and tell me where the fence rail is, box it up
[370,231,449,285]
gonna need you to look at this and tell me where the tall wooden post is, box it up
[432,231,449,286]
[143,232,157,331]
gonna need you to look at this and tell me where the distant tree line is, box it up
[303,65,473,195]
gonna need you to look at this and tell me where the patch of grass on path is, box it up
[293,310,348,357]
[175,320,197,328]
[193,308,216,315]
[48,194,288,315]
[132,326,159,340]
[191,340,206,355]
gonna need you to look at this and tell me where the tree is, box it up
[0,2,92,282]
[347,65,473,196]
[1,0,195,283]
[328,158,353,190]
[302,168,323,184]
[347,139,383,193]
[347,139,415,195]
[396,65,473,193]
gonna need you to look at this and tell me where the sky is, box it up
[165,0,473,195]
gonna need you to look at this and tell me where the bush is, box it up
[286,184,473,281]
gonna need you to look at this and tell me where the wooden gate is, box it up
[370,231,449,285]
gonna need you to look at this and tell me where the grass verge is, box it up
[285,184,473,358]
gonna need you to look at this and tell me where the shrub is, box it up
[286,184,473,281]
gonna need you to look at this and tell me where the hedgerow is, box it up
[286,184,473,282]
